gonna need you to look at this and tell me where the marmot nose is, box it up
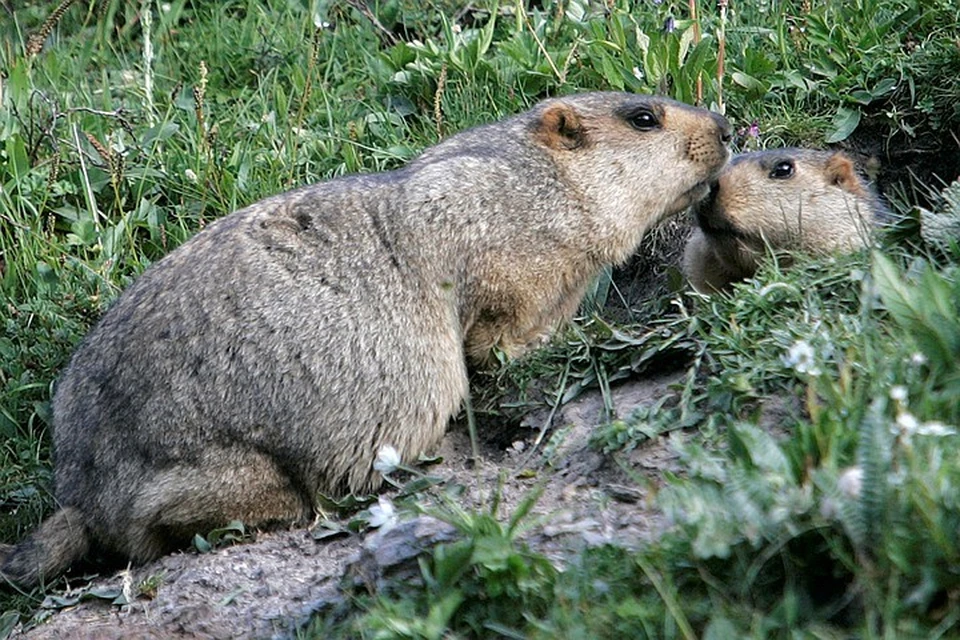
[711,112,732,144]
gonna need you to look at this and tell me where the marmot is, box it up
[1,92,729,588]
[683,149,887,293]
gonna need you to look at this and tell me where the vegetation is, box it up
[2,0,960,637]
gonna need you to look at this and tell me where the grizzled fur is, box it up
[684,148,888,293]
[1,92,729,587]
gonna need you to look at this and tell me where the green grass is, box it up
[3,0,960,635]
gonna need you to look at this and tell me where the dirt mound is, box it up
[16,373,686,639]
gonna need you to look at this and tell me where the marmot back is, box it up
[0,92,729,588]
[683,149,887,292]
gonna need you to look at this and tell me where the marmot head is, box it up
[694,148,878,252]
[684,148,887,292]
[530,92,731,264]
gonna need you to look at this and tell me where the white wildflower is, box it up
[889,386,908,403]
[896,411,920,435]
[591,579,611,595]
[910,352,928,366]
[373,444,401,476]
[915,421,956,437]
[184,168,198,183]
[837,466,863,499]
[783,340,820,376]
[368,496,397,532]
[895,411,956,439]
[819,497,840,520]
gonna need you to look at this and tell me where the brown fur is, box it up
[683,149,886,293]
[1,92,729,588]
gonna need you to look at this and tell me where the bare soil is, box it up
[15,372,689,639]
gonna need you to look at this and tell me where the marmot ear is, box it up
[825,152,866,195]
[535,103,586,150]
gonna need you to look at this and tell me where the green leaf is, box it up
[476,0,499,59]
[870,77,897,98]
[425,589,465,633]
[193,534,212,553]
[872,252,914,324]
[0,611,18,640]
[731,71,765,93]
[35,261,59,286]
[141,122,179,146]
[398,474,444,496]
[856,398,890,551]
[704,616,740,640]
[678,23,697,64]
[310,519,350,541]
[432,540,474,589]
[3,135,30,180]
[598,53,625,90]
[873,253,960,373]
[472,534,512,571]
[825,106,861,143]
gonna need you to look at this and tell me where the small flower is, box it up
[591,579,611,595]
[783,340,820,376]
[889,385,908,403]
[368,496,397,531]
[632,66,643,81]
[747,120,760,138]
[662,16,676,33]
[374,444,401,476]
[910,352,928,366]
[837,466,863,499]
[184,168,198,183]
[819,497,839,519]
[894,410,957,439]
[896,411,920,435]
[916,421,956,437]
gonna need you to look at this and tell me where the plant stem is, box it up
[688,0,702,104]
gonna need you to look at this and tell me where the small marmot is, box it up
[1,92,729,588]
[683,148,887,292]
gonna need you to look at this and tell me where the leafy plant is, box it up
[319,484,557,639]
[873,252,960,389]
[192,520,249,553]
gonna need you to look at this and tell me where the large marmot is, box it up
[684,148,887,292]
[1,92,729,587]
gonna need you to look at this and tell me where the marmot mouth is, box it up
[684,181,712,204]
[694,201,745,239]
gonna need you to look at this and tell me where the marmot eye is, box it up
[770,160,795,179]
[627,109,659,131]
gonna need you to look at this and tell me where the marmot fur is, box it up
[1,92,729,587]
[684,148,886,292]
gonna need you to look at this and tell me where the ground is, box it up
[12,371,701,639]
